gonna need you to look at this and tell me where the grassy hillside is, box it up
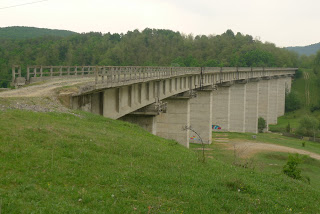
[0,26,77,39]
[0,109,320,213]
[287,42,320,56]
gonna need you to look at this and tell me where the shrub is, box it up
[258,117,266,133]
[283,154,303,180]
[296,116,319,137]
[286,123,291,133]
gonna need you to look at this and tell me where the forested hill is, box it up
[0,26,77,39]
[0,28,299,87]
[287,42,320,56]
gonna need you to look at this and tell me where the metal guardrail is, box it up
[12,65,297,86]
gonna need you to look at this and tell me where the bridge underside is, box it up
[72,71,293,148]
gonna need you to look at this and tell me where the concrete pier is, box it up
[156,98,190,148]
[258,79,270,129]
[277,78,286,117]
[212,86,231,131]
[120,115,157,134]
[229,82,246,132]
[268,78,278,124]
[189,90,213,144]
[245,81,259,133]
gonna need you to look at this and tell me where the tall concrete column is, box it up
[258,79,270,129]
[156,98,190,148]
[189,90,213,144]
[212,85,231,131]
[285,76,292,93]
[245,81,259,133]
[119,115,157,135]
[268,78,278,125]
[277,78,286,117]
[229,82,246,132]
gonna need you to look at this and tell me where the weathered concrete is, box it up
[258,79,270,129]
[277,78,286,117]
[229,83,246,132]
[156,97,190,148]
[245,81,259,133]
[120,115,157,135]
[268,78,278,124]
[212,86,231,131]
[189,90,213,144]
[285,76,292,93]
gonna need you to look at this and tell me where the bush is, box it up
[286,123,291,133]
[283,154,303,180]
[296,116,319,137]
[258,117,266,133]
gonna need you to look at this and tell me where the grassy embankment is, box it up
[0,109,320,213]
[270,68,320,133]
[195,132,320,190]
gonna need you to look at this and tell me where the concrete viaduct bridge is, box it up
[12,66,296,148]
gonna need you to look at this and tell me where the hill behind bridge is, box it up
[0,26,78,40]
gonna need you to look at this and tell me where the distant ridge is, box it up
[0,26,78,39]
[287,42,320,56]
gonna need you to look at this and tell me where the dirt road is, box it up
[0,77,95,98]
[215,139,320,160]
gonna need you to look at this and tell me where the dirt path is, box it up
[219,141,320,160]
[0,77,95,98]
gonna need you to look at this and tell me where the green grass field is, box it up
[1,110,320,213]
[205,132,320,189]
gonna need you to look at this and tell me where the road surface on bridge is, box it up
[0,77,95,98]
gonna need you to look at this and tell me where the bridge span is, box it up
[12,66,296,148]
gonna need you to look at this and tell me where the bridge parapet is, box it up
[13,66,297,87]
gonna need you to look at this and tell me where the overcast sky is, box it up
[0,0,319,47]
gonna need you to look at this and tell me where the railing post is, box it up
[95,66,99,85]
[50,66,53,77]
[102,67,105,83]
[27,66,30,81]
[12,66,16,83]
[75,66,77,76]
[40,66,43,77]
[60,66,63,76]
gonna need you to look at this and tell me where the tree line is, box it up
[0,28,307,87]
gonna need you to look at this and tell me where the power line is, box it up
[0,0,49,10]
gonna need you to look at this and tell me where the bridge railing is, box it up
[13,65,296,86]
